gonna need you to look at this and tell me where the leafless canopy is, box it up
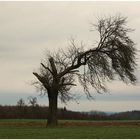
[17,98,25,107]
[28,96,38,107]
[33,15,136,103]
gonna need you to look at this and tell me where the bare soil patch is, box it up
[62,120,140,126]
[0,120,140,126]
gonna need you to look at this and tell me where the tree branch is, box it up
[49,57,57,75]
[41,63,53,75]
[33,72,49,88]
[59,83,77,86]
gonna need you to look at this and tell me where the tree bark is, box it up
[47,89,58,126]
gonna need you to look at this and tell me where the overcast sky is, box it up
[0,1,140,112]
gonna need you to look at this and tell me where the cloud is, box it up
[0,1,140,111]
[64,100,140,112]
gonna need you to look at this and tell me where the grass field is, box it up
[0,119,140,139]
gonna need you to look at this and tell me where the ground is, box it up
[0,119,140,139]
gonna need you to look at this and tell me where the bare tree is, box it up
[17,98,25,107]
[28,96,38,107]
[33,15,137,126]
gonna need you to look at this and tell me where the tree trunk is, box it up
[47,89,58,126]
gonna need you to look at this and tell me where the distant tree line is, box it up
[0,105,90,120]
[0,98,140,120]
[0,98,90,119]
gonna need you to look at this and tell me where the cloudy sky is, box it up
[0,1,140,112]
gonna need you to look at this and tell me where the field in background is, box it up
[0,119,140,138]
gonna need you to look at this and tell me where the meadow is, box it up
[0,119,140,138]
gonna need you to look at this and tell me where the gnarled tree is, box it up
[33,15,137,126]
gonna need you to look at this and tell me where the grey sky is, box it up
[0,1,140,112]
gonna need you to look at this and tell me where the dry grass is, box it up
[0,120,140,126]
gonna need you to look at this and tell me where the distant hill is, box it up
[110,110,140,120]
[84,110,107,115]
[82,110,140,120]
[82,110,118,116]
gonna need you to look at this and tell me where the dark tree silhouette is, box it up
[17,98,25,107]
[33,15,137,126]
[28,96,38,107]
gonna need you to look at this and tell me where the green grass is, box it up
[0,120,140,138]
